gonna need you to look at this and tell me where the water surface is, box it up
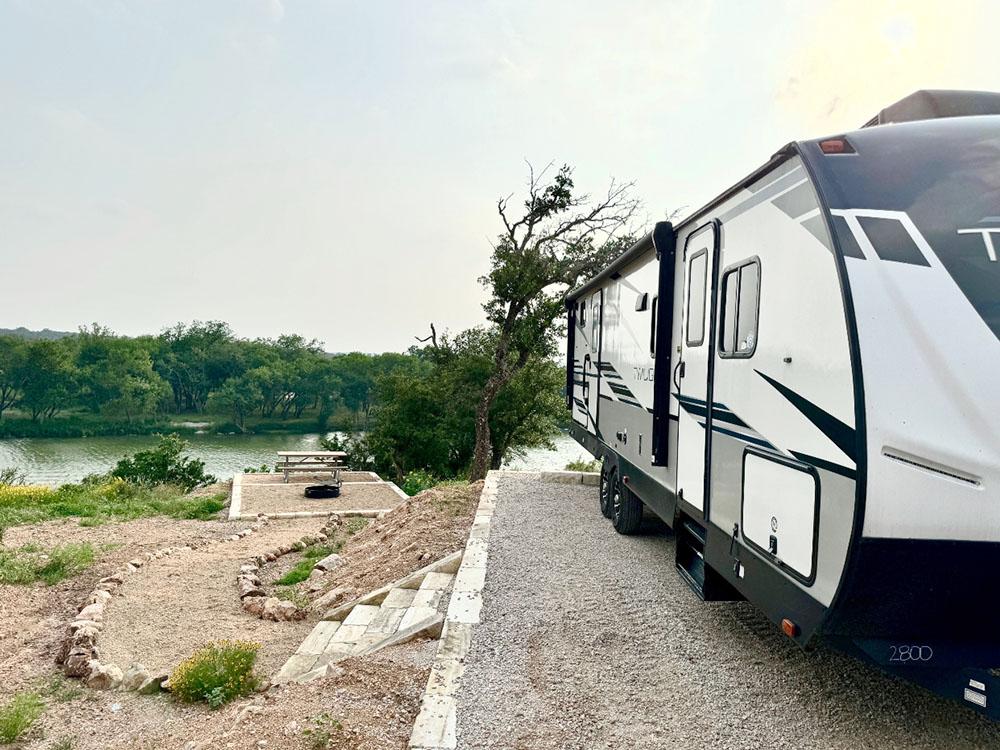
[0,431,589,485]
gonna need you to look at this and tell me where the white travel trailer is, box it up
[566,90,1000,719]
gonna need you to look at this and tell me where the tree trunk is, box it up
[470,373,508,481]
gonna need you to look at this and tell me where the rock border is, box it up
[238,514,345,622]
[59,515,271,692]
[409,471,499,750]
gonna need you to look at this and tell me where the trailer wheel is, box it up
[611,478,643,535]
[599,459,615,519]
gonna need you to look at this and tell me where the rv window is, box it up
[686,251,708,346]
[720,273,738,353]
[719,258,760,358]
[649,296,658,356]
[578,301,585,327]
[591,301,599,353]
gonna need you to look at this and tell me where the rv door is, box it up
[676,222,720,515]
[582,290,603,435]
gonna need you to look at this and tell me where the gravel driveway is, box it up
[455,474,1000,749]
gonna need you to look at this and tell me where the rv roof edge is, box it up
[862,89,1000,128]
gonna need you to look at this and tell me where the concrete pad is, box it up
[420,572,454,591]
[330,623,368,644]
[382,587,418,608]
[274,653,318,683]
[343,604,380,627]
[367,606,405,635]
[411,588,444,610]
[453,566,486,594]
[446,590,483,625]
[400,606,440,631]
[410,693,458,749]
[298,621,341,655]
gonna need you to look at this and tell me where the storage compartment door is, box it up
[741,450,820,582]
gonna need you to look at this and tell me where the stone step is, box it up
[275,553,462,684]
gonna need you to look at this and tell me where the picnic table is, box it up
[276,450,347,484]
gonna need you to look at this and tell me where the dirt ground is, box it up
[310,481,482,611]
[0,479,487,750]
[99,517,324,677]
[22,640,434,750]
[0,517,246,696]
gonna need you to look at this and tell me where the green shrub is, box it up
[303,712,346,749]
[110,434,215,491]
[0,691,44,744]
[565,457,600,472]
[0,543,95,585]
[169,640,261,708]
[401,469,437,496]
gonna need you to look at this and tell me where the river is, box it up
[0,431,593,486]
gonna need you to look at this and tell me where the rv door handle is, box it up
[672,361,684,389]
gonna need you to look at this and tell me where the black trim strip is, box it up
[755,369,857,464]
[711,424,774,449]
[790,451,857,480]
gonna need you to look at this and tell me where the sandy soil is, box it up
[25,640,434,750]
[100,518,324,677]
[0,517,244,695]
[311,481,482,610]
[239,482,404,516]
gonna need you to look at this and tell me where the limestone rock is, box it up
[84,660,123,690]
[313,553,342,572]
[243,597,266,616]
[78,602,104,621]
[122,663,150,691]
[137,674,167,694]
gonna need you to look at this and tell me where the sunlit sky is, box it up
[3,0,1000,351]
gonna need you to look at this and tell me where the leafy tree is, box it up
[76,325,168,423]
[469,163,638,479]
[18,340,77,421]
[0,337,27,419]
[208,376,263,433]
[154,321,243,412]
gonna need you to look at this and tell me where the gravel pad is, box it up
[455,474,1000,749]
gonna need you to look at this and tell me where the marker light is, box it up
[819,138,855,154]
[781,618,800,638]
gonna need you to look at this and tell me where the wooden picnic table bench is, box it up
[276,451,347,483]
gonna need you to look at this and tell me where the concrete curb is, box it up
[387,481,410,500]
[231,509,386,521]
[227,473,243,520]
[409,471,499,750]
[539,470,600,487]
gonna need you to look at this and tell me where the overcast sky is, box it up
[3,0,1000,352]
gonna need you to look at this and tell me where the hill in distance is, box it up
[0,327,75,341]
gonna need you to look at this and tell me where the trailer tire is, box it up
[599,459,615,519]
[611,478,643,535]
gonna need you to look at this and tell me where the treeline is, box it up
[0,322,416,435]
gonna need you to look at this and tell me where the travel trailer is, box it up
[566,90,1000,719]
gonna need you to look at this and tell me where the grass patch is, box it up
[0,543,95,585]
[274,586,311,608]
[344,517,368,535]
[169,640,261,709]
[303,712,346,749]
[565,457,600,472]
[0,691,44,744]
[0,480,227,538]
[275,543,339,586]
[36,673,85,703]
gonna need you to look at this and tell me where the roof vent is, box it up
[862,89,1000,128]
